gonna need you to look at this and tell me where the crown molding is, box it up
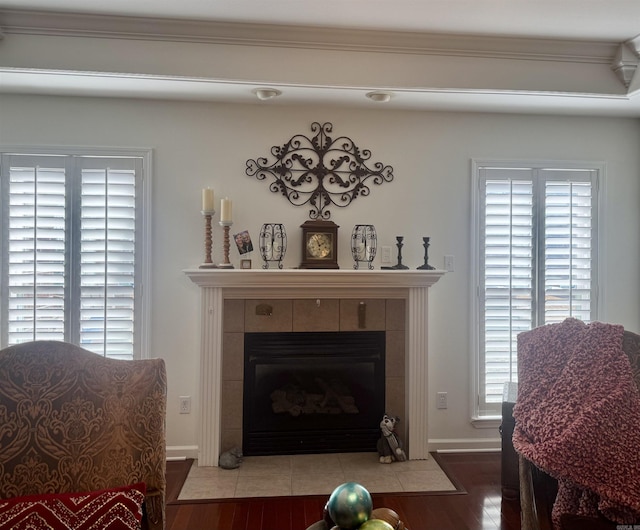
[0,8,618,64]
[612,42,640,88]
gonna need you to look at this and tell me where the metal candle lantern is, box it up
[351,224,377,269]
[259,223,287,269]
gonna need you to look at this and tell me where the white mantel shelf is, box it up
[184,268,446,297]
[184,267,446,466]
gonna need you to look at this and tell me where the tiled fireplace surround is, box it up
[185,269,444,466]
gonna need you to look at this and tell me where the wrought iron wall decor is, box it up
[246,122,394,220]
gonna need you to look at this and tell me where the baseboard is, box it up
[166,445,199,460]
[166,441,500,460]
[428,438,501,453]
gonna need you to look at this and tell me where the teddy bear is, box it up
[376,414,407,463]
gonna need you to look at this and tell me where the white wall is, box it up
[2,93,639,453]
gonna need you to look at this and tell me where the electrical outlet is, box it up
[444,255,455,272]
[436,392,448,409]
[179,396,191,414]
[381,246,392,263]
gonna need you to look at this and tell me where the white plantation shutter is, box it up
[1,153,145,360]
[542,173,594,325]
[79,159,138,359]
[480,170,534,408]
[475,162,598,416]
[4,156,69,344]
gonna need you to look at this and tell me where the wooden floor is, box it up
[165,452,521,530]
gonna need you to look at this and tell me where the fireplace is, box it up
[243,331,385,455]
[184,269,445,466]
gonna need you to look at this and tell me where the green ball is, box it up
[359,520,394,530]
[327,482,373,530]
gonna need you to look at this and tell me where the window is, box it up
[472,160,600,417]
[0,151,149,360]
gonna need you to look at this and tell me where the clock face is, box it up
[306,232,333,259]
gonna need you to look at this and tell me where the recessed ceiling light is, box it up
[253,88,282,100]
[366,91,394,103]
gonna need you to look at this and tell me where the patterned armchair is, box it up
[0,341,167,530]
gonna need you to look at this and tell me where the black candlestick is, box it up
[417,236,435,270]
[382,236,409,270]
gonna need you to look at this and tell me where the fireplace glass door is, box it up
[243,331,385,455]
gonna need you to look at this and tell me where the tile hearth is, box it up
[177,452,456,500]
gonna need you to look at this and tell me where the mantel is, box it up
[183,268,446,298]
[184,267,446,466]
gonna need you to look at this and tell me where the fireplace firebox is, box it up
[243,331,385,456]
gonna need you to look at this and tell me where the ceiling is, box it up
[3,0,640,42]
[2,1,640,115]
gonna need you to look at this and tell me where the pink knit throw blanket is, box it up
[513,318,640,527]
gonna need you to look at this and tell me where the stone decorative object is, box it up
[218,447,243,469]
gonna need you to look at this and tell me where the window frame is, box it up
[470,159,604,422]
[0,146,152,360]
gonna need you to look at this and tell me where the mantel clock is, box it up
[300,220,339,269]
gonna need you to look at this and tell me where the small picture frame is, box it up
[234,230,254,255]
[240,259,252,269]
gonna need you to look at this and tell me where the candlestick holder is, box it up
[219,221,234,268]
[199,210,218,268]
[381,236,409,270]
[417,236,435,270]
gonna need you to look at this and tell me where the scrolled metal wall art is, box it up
[246,122,394,220]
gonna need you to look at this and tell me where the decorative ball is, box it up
[327,482,373,530]
[323,502,335,527]
[359,520,395,530]
[371,507,401,528]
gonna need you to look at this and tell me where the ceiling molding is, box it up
[612,42,640,88]
[627,35,640,56]
[2,66,638,118]
[1,8,638,116]
[0,8,619,64]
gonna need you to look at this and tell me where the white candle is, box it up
[220,197,232,222]
[202,188,214,212]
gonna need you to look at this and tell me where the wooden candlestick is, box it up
[199,210,218,268]
[219,221,234,268]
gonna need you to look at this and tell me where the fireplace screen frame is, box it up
[243,330,385,456]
